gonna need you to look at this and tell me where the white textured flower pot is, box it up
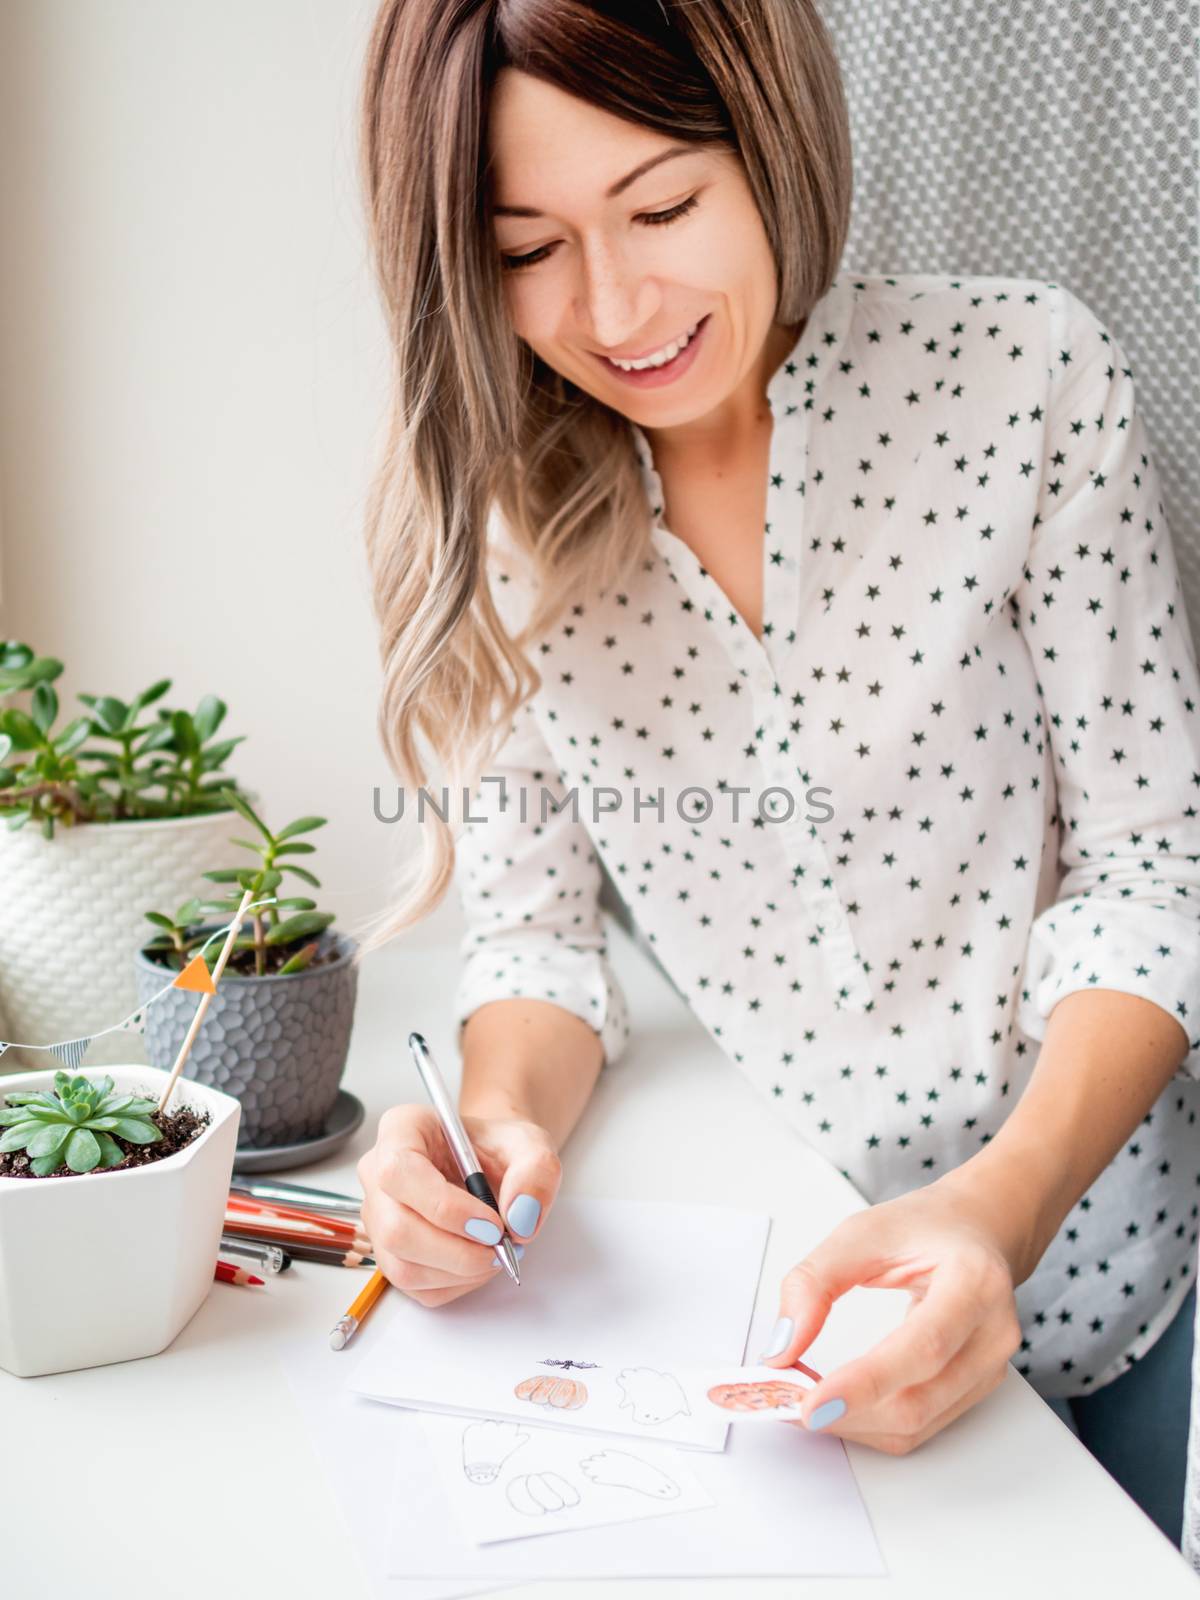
[0,1065,240,1378]
[0,807,251,1071]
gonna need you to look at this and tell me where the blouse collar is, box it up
[628,274,856,519]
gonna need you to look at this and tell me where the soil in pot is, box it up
[144,938,343,980]
[0,1101,210,1180]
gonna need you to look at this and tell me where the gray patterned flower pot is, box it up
[132,926,358,1148]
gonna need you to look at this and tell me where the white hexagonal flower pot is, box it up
[0,1065,240,1377]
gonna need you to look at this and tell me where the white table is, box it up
[3,924,1196,1597]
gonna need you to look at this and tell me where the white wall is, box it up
[0,0,462,945]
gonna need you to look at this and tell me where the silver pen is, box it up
[407,1030,521,1285]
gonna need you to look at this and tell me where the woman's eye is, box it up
[501,244,554,272]
[499,194,700,273]
[638,194,700,228]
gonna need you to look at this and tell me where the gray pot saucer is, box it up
[231,1087,365,1174]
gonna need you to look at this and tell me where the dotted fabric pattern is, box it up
[825,0,1198,612]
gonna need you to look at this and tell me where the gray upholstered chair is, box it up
[598,0,1200,1554]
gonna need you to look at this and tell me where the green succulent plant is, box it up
[143,789,335,978]
[0,1071,162,1175]
[0,638,252,839]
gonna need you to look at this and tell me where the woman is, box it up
[352,0,1200,1542]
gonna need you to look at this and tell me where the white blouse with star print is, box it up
[452,272,1200,1398]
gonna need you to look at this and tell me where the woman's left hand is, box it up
[760,1175,1026,1455]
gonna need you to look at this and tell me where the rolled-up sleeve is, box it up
[453,693,631,1069]
[1013,284,1200,1077]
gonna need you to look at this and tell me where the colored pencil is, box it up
[230,1178,362,1217]
[221,1229,375,1269]
[329,1268,388,1350]
[221,1214,372,1256]
[223,1205,369,1252]
[225,1193,361,1241]
[215,1259,264,1287]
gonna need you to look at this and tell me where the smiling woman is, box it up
[352,0,851,949]
[350,0,1200,1552]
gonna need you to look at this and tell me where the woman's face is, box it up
[487,68,782,430]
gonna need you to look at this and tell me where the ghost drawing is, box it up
[615,1368,691,1425]
[460,1419,530,1484]
[579,1450,681,1499]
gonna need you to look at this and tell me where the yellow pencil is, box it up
[328,1267,388,1350]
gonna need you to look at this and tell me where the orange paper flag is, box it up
[173,953,217,995]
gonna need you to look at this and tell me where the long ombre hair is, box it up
[351,0,852,959]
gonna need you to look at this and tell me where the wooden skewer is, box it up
[157,887,256,1114]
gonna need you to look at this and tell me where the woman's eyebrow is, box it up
[492,144,695,218]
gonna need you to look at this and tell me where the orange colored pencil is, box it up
[328,1268,388,1350]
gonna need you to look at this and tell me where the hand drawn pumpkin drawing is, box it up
[505,1471,582,1516]
[706,1379,809,1413]
[513,1374,589,1410]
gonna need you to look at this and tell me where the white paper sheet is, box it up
[276,1194,883,1589]
[387,1403,886,1581]
[351,1194,773,1451]
[422,1411,715,1545]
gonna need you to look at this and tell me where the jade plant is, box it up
[0,638,252,839]
[0,1072,161,1175]
[143,788,335,979]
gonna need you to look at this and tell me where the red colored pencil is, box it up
[215,1259,265,1287]
[224,1194,361,1243]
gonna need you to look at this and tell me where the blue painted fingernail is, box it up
[507,1194,541,1237]
[758,1315,794,1361]
[807,1398,847,1431]
[465,1217,502,1245]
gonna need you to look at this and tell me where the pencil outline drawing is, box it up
[460,1419,530,1484]
[615,1367,691,1425]
[505,1470,582,1516]
[578,1449,682,1499]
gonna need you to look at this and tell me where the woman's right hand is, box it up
[357,1104,561,1307]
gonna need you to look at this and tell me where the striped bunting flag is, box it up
[49,1037,93,1071]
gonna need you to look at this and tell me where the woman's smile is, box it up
[591,313,711,388]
